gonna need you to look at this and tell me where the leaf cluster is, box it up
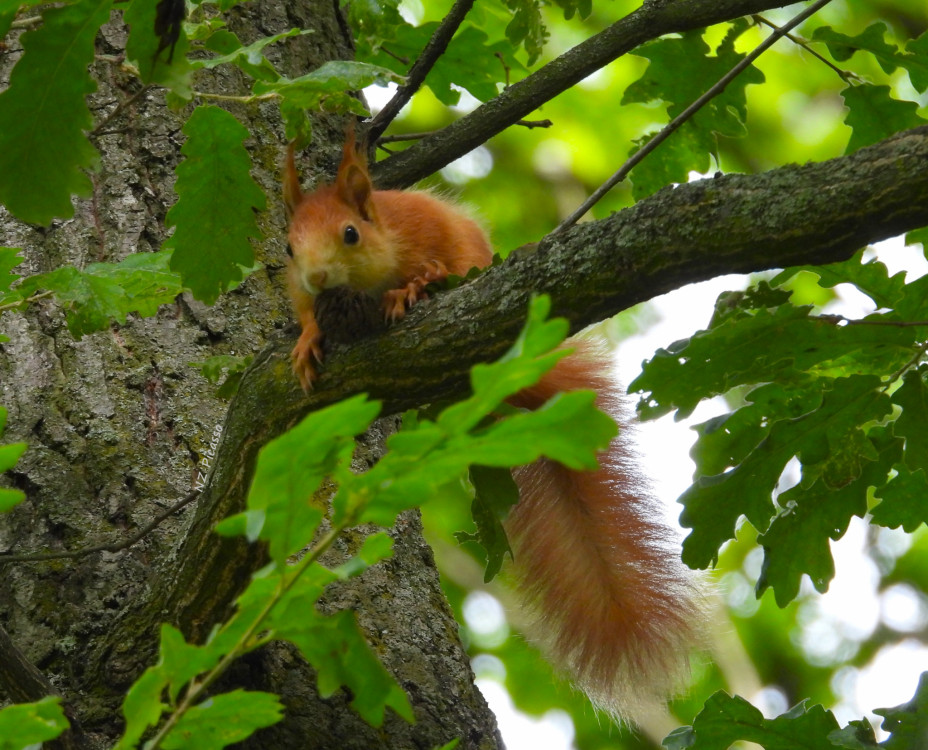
[94,297,614,747]
[665,672,928,749]
[630,252,928,608]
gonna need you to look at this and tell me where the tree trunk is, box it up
[0,1,502,747]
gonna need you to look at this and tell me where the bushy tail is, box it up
[505,343,702,719]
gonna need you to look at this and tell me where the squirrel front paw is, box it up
[291,329,324,391]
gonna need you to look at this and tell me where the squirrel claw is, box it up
[291,330,323,391]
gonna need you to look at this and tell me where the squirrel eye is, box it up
[285,242,293,257]
[343,225,360,246]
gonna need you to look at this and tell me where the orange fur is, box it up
[510,346,702,718]
[284,133,701,718]
[284,134,491,389]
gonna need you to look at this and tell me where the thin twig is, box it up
[752,14,855,82]
[10,15,42,29]
[0,290,53,312]
[884,341,928,390]
[145,523,342,750]
[549,0,836,233]
[0,490,199,565]
[377,119,552,145]
[367,0,477,143]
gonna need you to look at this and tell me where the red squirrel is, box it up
[283,133,701,719]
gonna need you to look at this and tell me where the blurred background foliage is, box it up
[361,0,928,747]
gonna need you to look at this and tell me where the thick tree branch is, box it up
[111,125,928,678]
[372,0,799,189]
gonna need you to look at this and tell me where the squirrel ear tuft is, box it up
[336,130,376,221]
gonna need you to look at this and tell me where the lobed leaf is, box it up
[631,304,917,421]
[0,697,69,750]
[873,671,928,750]
[16,250,182,338]
[891,368,928,474]
[217,394,381,565]
[196,27,311,82]
[166,106,266,305]
[0,0,113,224]
[161,690,283,750]
[467,465,519,582]
[253,60,403,117]
[680,376,892,569]
[623,20,764,198]
[502,0,548,65]
[870,465,928,533]
[756,426,899,605]
[814,23,928,93]
[841,83,925,154]
[340,297,614,527]
[663,692,839,749]
[771,250,908,311]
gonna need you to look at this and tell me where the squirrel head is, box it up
[284,131,399,296]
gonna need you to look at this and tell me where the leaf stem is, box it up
[0,489,199,565]
[752,14,857,82]
[144,524,344,750]
[0,290,53,312]
[884,341,928,390]
[552,0,837,234]
[377,119,552,146]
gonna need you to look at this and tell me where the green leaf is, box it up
[892,368,928,474]
[125,0,193,99]
[828,719,879,749]
[873,672,928,749]
[161,690,283,750]
[627,123,714,201]
[772,250,908,310]
[623,20,765,195]
[191,354,253,398]
[362,23,521,105]
[223,394,380,565]
[906,31,928,93]
[159,624,224,703]
[16,250,182,338]
[680,376,892,568]
[841,83,925,154]
[631,304,916,421]
[0,697,69,750]
[166,106,266,305]
[196,27,310,82]
[813,23,928,93]
[0,0,113,224]
[871,465,928,533]
[663,692,840,749]
[253,60,403,117]
[756,426,898,606]
[341,297,614,528]
[469,465,518,581]
[273,604,414,726]
[813,23,903,75]
[115,666,168,750]
[0,404,27,513]
[502,0,548,65]
[0,247,23,296]
[690,383,821,479]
